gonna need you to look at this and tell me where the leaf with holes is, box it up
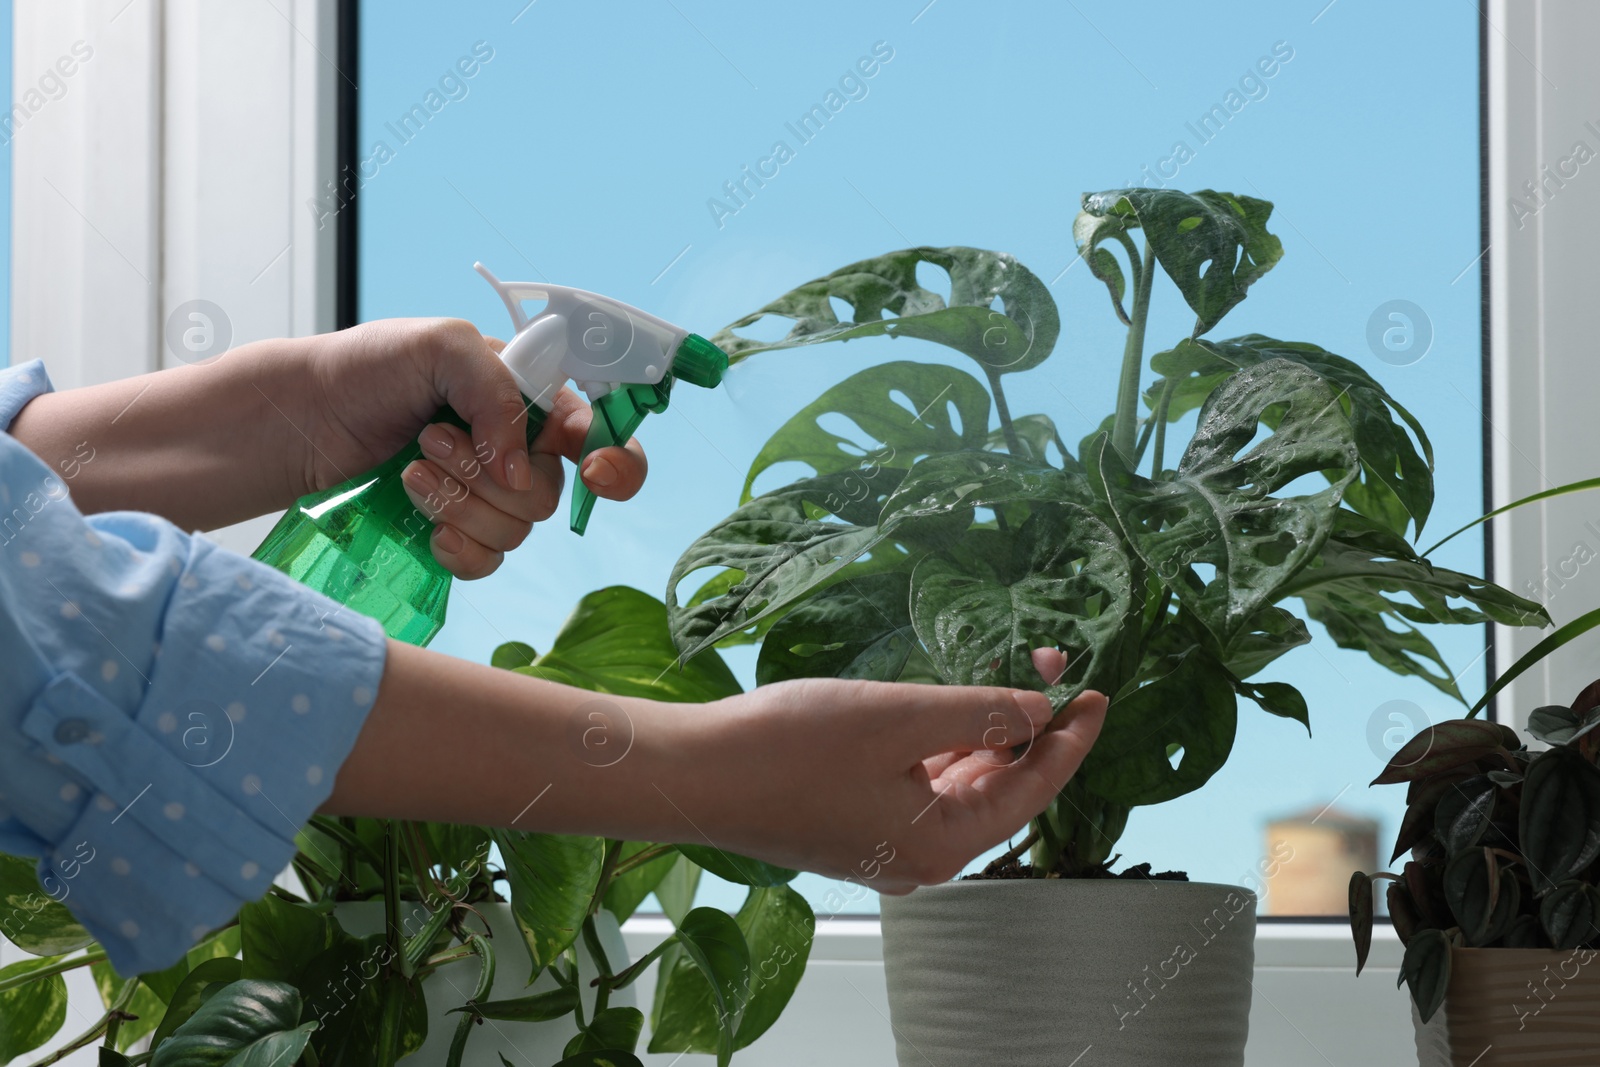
[1073,208,1137,324]
[1235,680,1309,733]
[1079,189,1283,336]
[1286,513,1549,701]
[1519,748,1600,893]
[739,361,990,503]
[987,413,1070,467]
[1150,336,1436,535]
[1096,359,1360,644]
[908,503,1139,701]
[1080,649,1238,805]
[667,473,902,660]
[756,572,917,685]
[710,246,1060,375]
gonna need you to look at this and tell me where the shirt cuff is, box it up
[16,536,387,975]
[0,360,53,431]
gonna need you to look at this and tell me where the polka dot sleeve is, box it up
[0,360,388,975]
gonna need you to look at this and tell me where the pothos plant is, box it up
[1349,684,1600,1023]
[0,587,808,1067]
[665,188,1549,879]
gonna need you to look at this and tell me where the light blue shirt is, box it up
[0,360,387,975]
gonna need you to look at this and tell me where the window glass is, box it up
[361,0,1483,916]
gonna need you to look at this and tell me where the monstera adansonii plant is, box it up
[663,188,1550,878]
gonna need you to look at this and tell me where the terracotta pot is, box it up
[1411,946,1600,1067]
[880,879,1256,1066]
[335,901,632,1067]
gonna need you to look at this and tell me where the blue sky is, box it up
[360,0,1484,913]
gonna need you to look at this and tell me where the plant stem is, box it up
[581,916,614,1015]
[0,948,107,994]
[1111,240,1156,465]
[609,843,675,880]
[986,368,1023,457]
[589,840,624,918]
[602,936,676,993]
[1148,377,1176,477]
[983,827,1041,874]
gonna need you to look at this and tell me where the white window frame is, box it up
[9,1,1589,1063]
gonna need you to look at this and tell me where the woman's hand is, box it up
[328,645,1106,896]
[679,649,1107,891]
[299,319,649,578]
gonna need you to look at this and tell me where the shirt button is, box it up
[54,719,92,744]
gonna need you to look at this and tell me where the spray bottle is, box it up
[250,263,727,646]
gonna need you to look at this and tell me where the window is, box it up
[359,0,1486,919]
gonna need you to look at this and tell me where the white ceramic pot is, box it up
[880,878,1256,1066]
[335,901,632,1067]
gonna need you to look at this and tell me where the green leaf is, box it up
[756,572,917,685]
[1151,336,1435,534]
[727,887,813,1048]
[739,360,990,503]
[0,852,94,956]
[139,928,240,1007]
[1235,680,1310,734]
[1519,748,1600,894]
[149,958,243,1051]
[0,956,67,1065]
[1081,650,1238,805]
[1223,605,1311,679]
[239,893,331,984]
[149,979,316,1067]
[1434,775,1496,854]
[1372,719,1519,785]
[1471,605,1600,717]
[1424,474,1600,556]
[648,908,751,1067]
[1348,872,1376,974]
[1098,358,1360,645]
[673,846,796,888]
[298,930,426,1067]
[904,491,1139,702]
[711,246,1060,376]
[551,1053,643,1067]
[490,641,538,669]
[493,831,605,971]
[1540,880,1600,950]
[1072,209,1135,324]
[668,473,898,660]
[1397,928,1452,1023]
[1527,704,1600,747]
[464,986,578,1023]
[564,1007,643,1057]
[520,586,742,703]
[603,843,680,924]
[654,857,701,925]
[90,965,166,1051]
[1443,848,1517,945]
[1079,189,1283,336]
[1284,513,1547,702]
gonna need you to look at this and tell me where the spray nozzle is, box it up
[475,262,727,534]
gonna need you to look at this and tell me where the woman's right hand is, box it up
[670,649,1107,893]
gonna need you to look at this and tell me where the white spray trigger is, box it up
[475,262,690,412]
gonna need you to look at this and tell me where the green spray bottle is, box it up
[250,263,727,646]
